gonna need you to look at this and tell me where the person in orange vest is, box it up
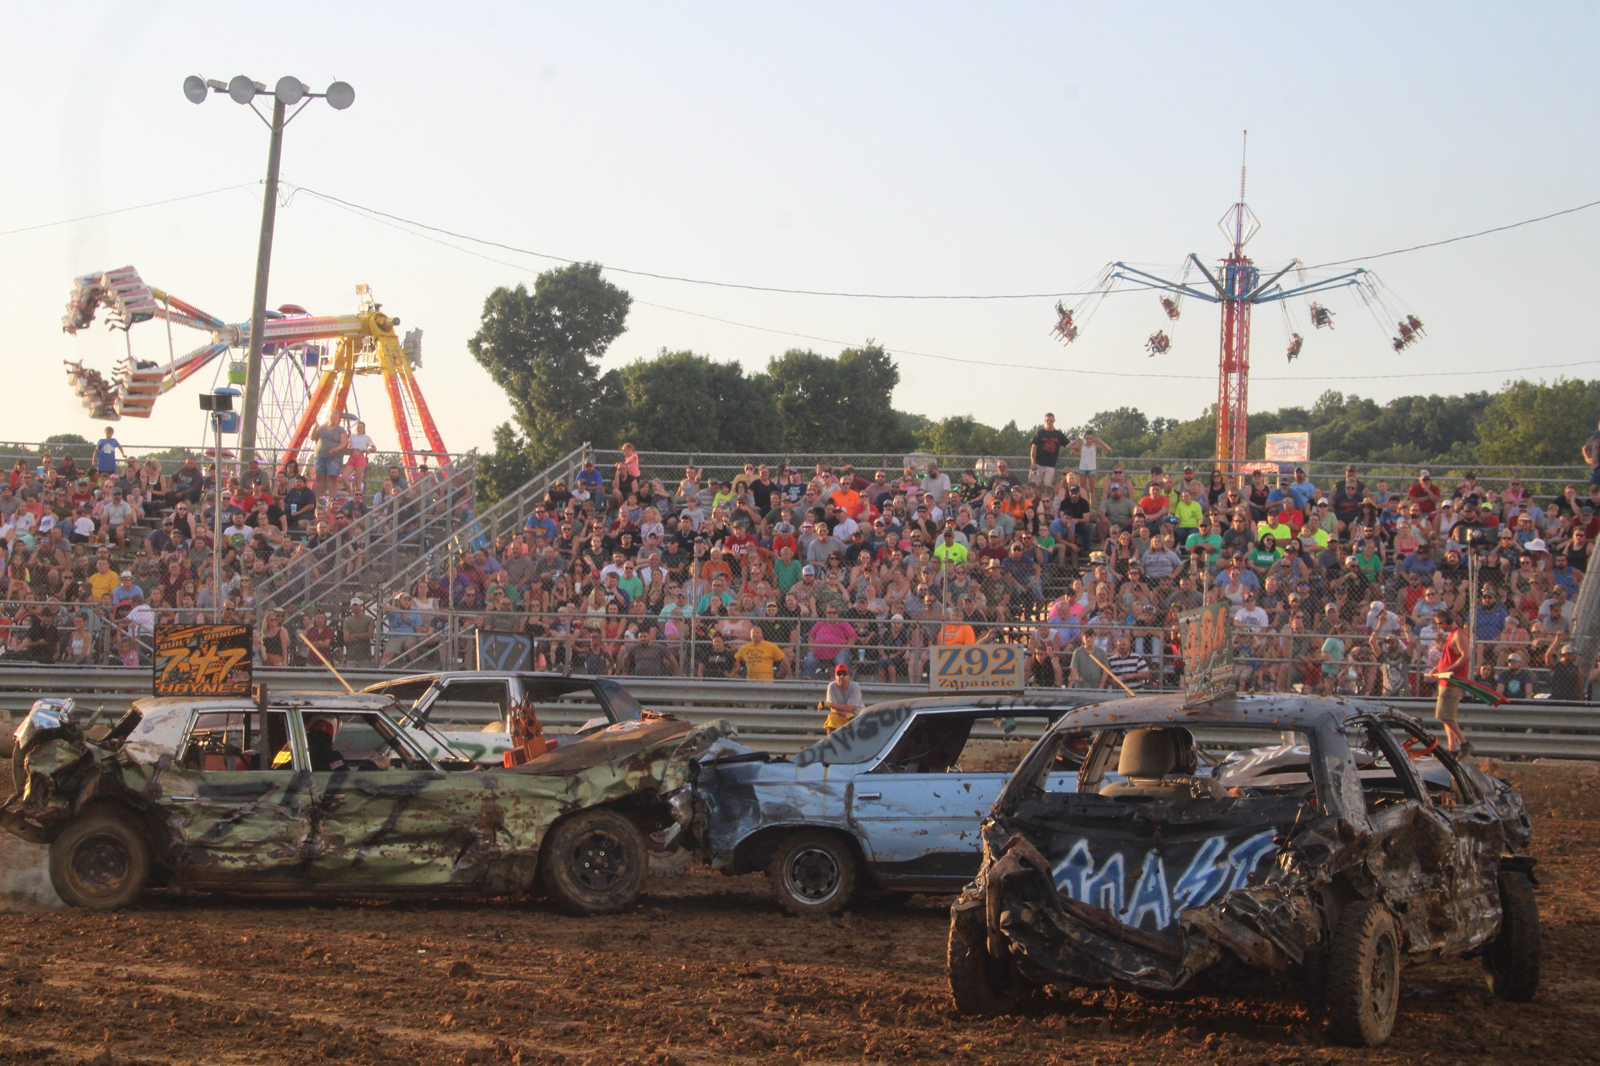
[940,606,980,646]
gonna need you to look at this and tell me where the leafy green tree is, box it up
[765,343,913,453]
[607,350,783,453]
[467,263,632,467]
[478,423,537,505]
[916,416,1033,457]
[1476,378,1600,468]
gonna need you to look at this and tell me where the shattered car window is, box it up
[1342,722,1422,812]
[301,711,431,772]
[424,681,510,727]
[878,716,973,773]
[180,711,291,772]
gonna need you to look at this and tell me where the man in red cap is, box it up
[821,663,864,733]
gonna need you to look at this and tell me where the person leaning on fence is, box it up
[820,663,864,733]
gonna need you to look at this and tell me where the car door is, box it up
[411,678,515,763]
[161,705,315,890]
[849,711,1071,887]
[1346,715,1472,954]
[299,708,504,892]
[1375,716,1503,952]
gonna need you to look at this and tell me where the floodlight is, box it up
[183,75,208,104]
[227,75,257,105]
[325,80,355,110]
[274,76,305,106]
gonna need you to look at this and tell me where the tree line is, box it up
[470,263,1597,500]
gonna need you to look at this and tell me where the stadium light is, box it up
[182,74,356,464]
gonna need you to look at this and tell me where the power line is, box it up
[288,180,1600,302]
[0,183,260,237]
[283,182,1107,300]
[293,182,1600,385]
[1309,197,1600,268]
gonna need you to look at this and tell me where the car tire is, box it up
[48,806,151,911]
[1484,871,1540,1001]
[947,905,1026,1015]
[1325,900,1402,1048]
[537,808,648,916]
[766,831,857,917]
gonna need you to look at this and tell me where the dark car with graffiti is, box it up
[2,693,722,915]
[948,692,1539,1047]
[361,672,646,765]
[689,695,1101,916]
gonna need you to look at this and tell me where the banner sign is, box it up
[153,624,254,697]
[928,643,1026,693]
[1178,602,1235,707]
[1263,433,1310,463]
[1239,461,1280,475]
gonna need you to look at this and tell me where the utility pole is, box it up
[240,97,286,467]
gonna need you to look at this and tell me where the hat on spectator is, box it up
[350,595,365,606]
[801,565,816,576]
[1316,498,1329,505]
[834,664,850,675]
[1419,469,1431,478]
[120,570,133,578]
[1560,644,1575,655]
[1368,600,1386,614]
[1527,538,1548,552]
[1439,500,1453,509]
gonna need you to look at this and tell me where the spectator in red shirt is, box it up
[1407,470,1442,516]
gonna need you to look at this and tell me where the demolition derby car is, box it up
[362,671,645,765]
[690,696,1098,915]
[2,692,724,914]
[948,692,1539,1047]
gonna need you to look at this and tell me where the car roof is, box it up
[362,671,609,689]
[1043,691,1402,733]
[123,692,398,763]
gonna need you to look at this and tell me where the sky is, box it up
[2,1,1598,457]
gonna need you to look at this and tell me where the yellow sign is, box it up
[153,623,254,697]
[928,643,1026,693]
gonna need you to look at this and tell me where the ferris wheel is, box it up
[62,267,448,476]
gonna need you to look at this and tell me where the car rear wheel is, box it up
[766,831,857,917]
[1326,901,1402,1047]
[1484,871,1540,1001]
[948,905,1028,1015]
[537,808,647,916]
[49,807,151,911]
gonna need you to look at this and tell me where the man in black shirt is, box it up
[749,466,776,514]
[699,633,737,679]
[1029,413,1068,487]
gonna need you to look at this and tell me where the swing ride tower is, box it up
[1105,148,1371,473]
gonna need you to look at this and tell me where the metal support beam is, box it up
[240,96,286,469]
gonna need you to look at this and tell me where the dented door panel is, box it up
[162,768,315,888]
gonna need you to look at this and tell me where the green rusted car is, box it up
[2,693,725,914]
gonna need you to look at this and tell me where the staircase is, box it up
[253,451,480,616]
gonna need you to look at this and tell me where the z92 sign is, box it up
[928,644,1025,693]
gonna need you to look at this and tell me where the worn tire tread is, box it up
[947,905,1022,1016]
[536,808,647,917]
[1484,871,1540,1001]
[766,831,857,917]
[48,805,151,911]
[1325,901,1400,1048]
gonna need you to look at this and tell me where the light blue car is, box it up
[689,695,1093,915]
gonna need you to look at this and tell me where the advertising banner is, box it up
[153,624,254,697]
[1263,433,1310,464]
[928,643,1026,693]
[1178,602,1235,707]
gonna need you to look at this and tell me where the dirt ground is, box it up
[1,768,1598,1066]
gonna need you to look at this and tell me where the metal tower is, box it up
[1108,135,1369,471]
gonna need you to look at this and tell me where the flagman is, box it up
[1431,609,1470,756]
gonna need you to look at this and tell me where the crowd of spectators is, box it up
[2,417,1596,705]
[0,426,448,667]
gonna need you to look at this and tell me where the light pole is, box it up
[182,74,354,471]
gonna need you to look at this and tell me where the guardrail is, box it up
[0,666,1596,759]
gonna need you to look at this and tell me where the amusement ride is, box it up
[1049,133,1426,472]
[61,266,450,477]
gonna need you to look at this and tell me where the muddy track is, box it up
[0,813,1594,1066]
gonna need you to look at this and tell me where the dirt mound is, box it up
[1484,758,1600,821]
